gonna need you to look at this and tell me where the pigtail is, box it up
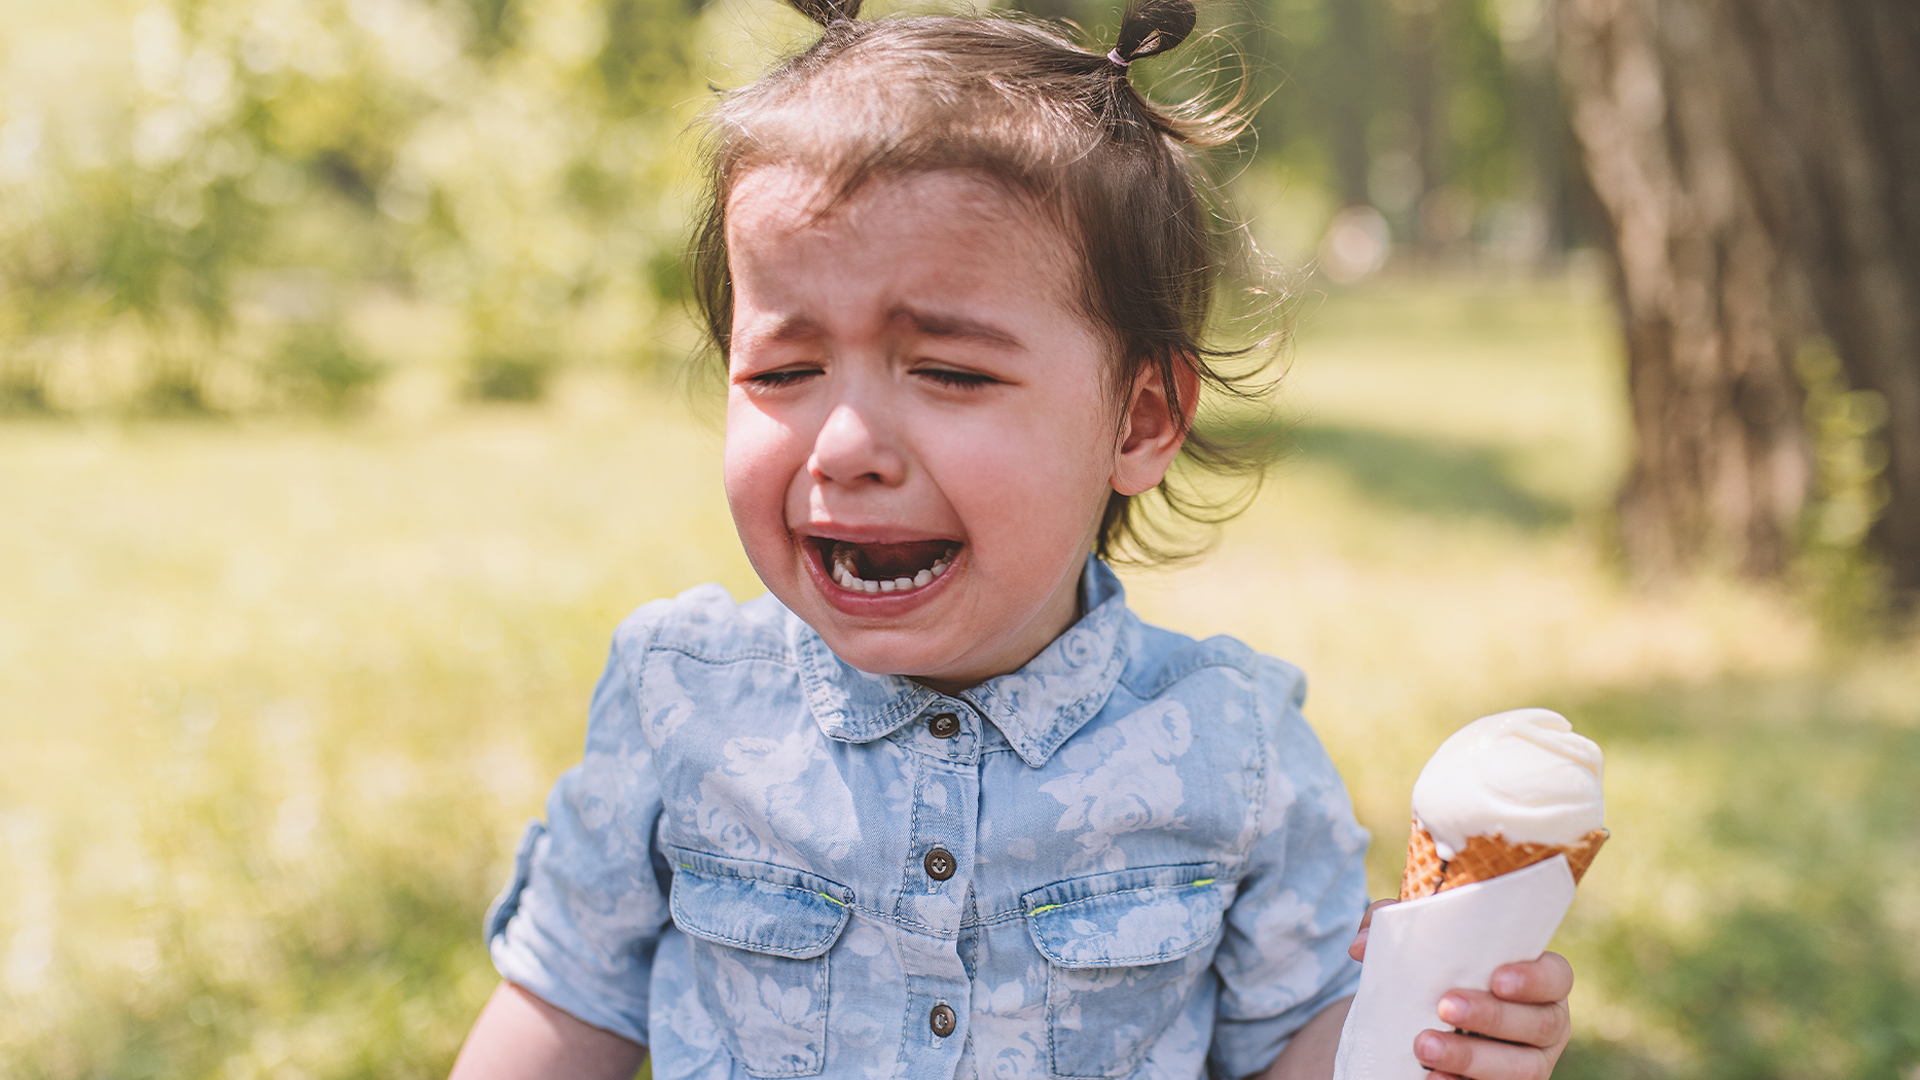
[1110,0,1197,68]
[1094,0,1242,152]
[786,0,861,28]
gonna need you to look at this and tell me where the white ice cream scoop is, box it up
[1409,707,1604,860]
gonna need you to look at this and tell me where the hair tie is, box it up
[1106,48,1132,68]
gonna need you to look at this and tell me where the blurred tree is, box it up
[1010,0,1569,263]
[1235,0,1579,263]
[1555,0,1920,599]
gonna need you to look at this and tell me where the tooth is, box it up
[913,570,931,586]
[893,577,913,590]
[837,567,857,588]
[879,579,897,593]
[833,545,859,576]
[863,579,879,594]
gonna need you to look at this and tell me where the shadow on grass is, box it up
[1282,423,1572,530]
[1555,681,1920,1078]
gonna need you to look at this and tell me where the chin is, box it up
[812,623,964,681]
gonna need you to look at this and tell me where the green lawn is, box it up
[4,279,1917,1078]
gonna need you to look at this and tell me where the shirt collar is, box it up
[791,556,1135,767]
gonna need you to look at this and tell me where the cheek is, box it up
[723,396,803,527]
[934,397,1117,540]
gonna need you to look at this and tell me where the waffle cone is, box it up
[1400,819,1446,900]
[1400,820,1608,901]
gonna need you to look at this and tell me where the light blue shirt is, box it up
[488,557,1369,1080]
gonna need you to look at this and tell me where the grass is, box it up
[4,277,1917,1078]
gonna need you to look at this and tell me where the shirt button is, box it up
[923,847,956,881]
[928,712,961,739]
[929,1003,957,1038]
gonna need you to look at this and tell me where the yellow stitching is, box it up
[818,892,846,907]
[1029,903,1059,916]
[1190,878,1214,887]
[679,863,693,870]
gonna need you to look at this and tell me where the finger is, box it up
[1414,1028,1557,1080]
[1436,990,1569,1050]
[1349,899,1396,962]
[1359,898,1395,930]
[1488,951,1574,1003]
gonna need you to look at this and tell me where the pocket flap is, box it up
[1023,864,1226,969]
[668,847,854,960]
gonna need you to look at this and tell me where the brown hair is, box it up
[691,0,1283,565]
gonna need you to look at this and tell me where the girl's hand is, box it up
[1346,900,1573,1080]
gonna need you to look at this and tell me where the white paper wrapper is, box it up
[1330,854,1578,1080]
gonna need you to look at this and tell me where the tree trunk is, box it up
[1554,0,1811,581]
[1555,0,1920,596]
[1711,0,1920,596]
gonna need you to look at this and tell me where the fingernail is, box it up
[1414,1031,1443,1063]
[1493,970,1522,996]
[1436,994,1468,1024]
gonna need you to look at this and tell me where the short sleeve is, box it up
[1207,659,1371,1079]
[485,633,670,1045]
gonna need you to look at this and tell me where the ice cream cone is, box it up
[1400,822,1608,901]
[1400,819,1445,900]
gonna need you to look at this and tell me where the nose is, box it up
[808,400,906,487]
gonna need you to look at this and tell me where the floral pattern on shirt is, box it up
[487,558,1369,1080]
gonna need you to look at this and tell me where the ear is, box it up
[1111,357,1200,497]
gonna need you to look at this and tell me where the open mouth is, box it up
[812,538,961,595]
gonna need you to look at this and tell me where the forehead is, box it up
[726,166,1080,299]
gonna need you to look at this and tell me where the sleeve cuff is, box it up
[484,819,653,1046]
[1207,952,1362,1078]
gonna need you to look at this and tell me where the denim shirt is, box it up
[487,558,1369,1080]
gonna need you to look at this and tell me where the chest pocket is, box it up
[669,847,854,1078]
[1023,864,1228,1080]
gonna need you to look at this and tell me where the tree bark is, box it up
[1712,0,1920,596]
[1555,0,1811,581]
[1555,0,1920,595]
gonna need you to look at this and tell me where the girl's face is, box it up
[722,167,1186,692]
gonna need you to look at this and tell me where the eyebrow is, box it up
[758,316,826,345]
[750,309,1026,351]
[894,307,1024,350]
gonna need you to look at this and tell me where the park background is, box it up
[4,0,1918,1076]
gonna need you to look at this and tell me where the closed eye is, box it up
[916,367,999,389]
[743,366,821,387]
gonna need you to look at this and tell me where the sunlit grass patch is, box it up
[1,396,752,1078]
[1552,680,1920,1077]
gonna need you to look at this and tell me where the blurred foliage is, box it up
[1794,338,1897,635]
[1,0,725,414]
[268,322,388,413]
[0,0,1583,415]
[464,346,556,402]
[1243,0,1582,252]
